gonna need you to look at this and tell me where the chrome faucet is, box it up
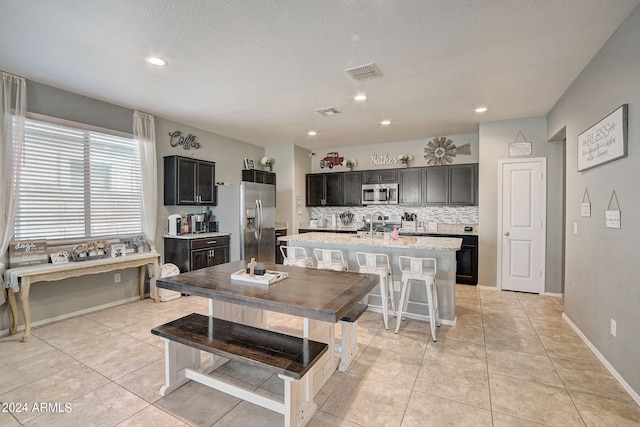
[370,212,385,239]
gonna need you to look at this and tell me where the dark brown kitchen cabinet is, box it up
[164,235,230,273]
[362,169,398,184]
[423,166,449,205]
[342,172,362,206]
[242,169,276,185]
[399,168,422,205]
[448,164,477,205]
[306,173,343,206]
[164,155,217,206]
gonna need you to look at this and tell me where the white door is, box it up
[498,158,546,293]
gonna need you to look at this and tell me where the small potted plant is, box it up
[261,157,275,172]
[345,159,357,170]
[398,154,414,167]
[132,236,147,253]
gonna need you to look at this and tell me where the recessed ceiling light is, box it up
[380,120,391,126]
[145,56,167,66]
[354,94,367,101]
[307,130,317,136]
[475,106,488,113]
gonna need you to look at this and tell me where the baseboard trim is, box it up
[478,285,497,291]
[562,312,640,406]
[542,292,563,298]
[0,294,148,337]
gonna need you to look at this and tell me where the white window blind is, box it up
[15,116,142,241]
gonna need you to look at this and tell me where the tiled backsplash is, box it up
[310,205,478,225]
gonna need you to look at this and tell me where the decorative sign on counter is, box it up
[9,240,48,268]
[605,191,621,229]
[578,104,628,172]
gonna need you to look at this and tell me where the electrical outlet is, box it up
[394,281,400,292]
[610,318,617,337]
[114,273,121,283]
[573,222,578,234]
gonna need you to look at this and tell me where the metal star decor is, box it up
[424,137,471,166]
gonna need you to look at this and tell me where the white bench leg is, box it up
[337,320,358,372]
[280,373,316,427]
[159,338,201,396]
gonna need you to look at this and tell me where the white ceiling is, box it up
[1,1,637,150]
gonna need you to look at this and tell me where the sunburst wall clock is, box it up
[424,137,471,166]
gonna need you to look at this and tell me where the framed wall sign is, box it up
[577,104,628,172]
[244,158,255,170]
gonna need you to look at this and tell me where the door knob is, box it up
[504,232,510,236]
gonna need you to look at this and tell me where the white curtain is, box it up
[133,111,158,252]
[1,72,27,305]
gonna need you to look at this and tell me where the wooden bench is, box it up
[336,302,368,372]
[152,313,328,427]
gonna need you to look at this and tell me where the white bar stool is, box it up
[314,248,349,271]
[394,256,439,341]
[355,252,396,330]
[279,246,314,268]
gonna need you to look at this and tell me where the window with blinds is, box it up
[15,116,142,241]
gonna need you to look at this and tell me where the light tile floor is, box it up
[1,285,639,426]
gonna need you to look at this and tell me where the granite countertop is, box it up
[399,223,478,236]
[280,232,462,251]
[163,232,230,240]
[298,225,360,232]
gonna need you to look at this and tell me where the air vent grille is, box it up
[315,107,341,116]
[345,63,382,81]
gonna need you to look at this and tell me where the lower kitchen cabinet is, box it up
[275,229,287,264]
[453,235,478,285]
[398,232,477,285]
[164,235,230,273]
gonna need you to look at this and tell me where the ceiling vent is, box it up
[345,63,382,81]
[315,106,341,116]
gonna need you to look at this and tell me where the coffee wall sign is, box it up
[577,104,627,172]
[169,130,201,150]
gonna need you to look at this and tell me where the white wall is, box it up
[547,4,640,395]
[478,117,564,294]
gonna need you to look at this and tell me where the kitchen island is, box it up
[279,232,462,324]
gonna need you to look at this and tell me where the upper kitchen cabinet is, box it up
[422,164,477,206]
[242,169,276,185]
[164,155,217,206]
[423,166,449,205]
[306,173,343,206]
[448,164,477,205]
[342,172,362,206]
[362,169,398,184]
[399,168,422,206]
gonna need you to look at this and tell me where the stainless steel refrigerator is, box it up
[216,182,275,263]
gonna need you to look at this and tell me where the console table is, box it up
[3,251,160,342]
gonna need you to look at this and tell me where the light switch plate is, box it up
[573,222,578,234]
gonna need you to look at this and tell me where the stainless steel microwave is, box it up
[362,183,399,205]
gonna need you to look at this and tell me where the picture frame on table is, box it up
[111,244,126,258]
[244,158,255,170]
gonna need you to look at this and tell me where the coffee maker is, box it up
[190,214,206,234]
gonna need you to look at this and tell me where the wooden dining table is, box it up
[155,260,379,395]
